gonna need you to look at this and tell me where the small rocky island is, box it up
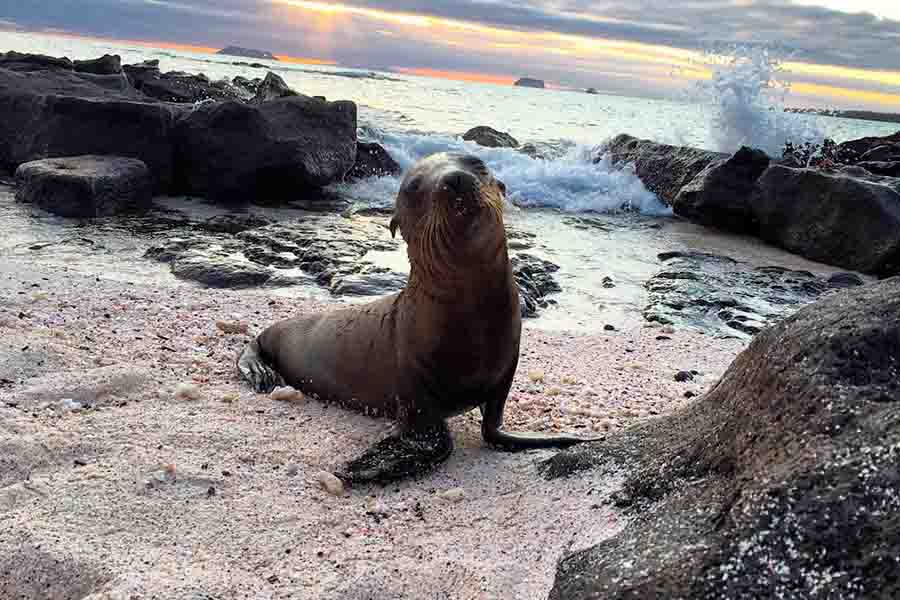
[216,46,278,61]
[515,77,545,89]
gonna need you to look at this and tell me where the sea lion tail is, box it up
[237,336,285,394]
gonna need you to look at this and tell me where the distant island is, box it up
[786,107,900,125]
[515,77,545,89]
[217,46,278,61]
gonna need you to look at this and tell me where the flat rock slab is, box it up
[15,155,153,218]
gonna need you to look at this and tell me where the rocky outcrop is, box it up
[0,52,359,198]
[15,156,153,218]
[600,134,727,206]
[345,142,402,180]
[545,276,900,599]
[602,133,900,277]
[514,78,545,89]
[462,126,519,148]
[837,131,900,161]
[124,60,242,103]
[174,96,357,201]
[251,72,297,103]
[672,146,769,233]
[753,166,900,277]
[0,61,182,190]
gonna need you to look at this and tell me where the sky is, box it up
[1,0,900,110]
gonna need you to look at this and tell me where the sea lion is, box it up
[238,152,599,484]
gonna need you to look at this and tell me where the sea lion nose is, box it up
[441,171,478,197]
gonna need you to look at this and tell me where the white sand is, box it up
[0,260,743,599]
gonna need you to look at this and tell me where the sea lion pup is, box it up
[238,152,599,484]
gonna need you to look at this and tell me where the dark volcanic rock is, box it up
[462,126,519,148]
[858,144,900,163]
[0,59,182,190]
[511,253,561,318]
[171,253,273,288]
[600,134,728,206]
[345,142,402,180]
[672,146,770,233]
[198,213,274,235]
[0,51,73,70]
[73,54,122,76]
[644,251,835,338]
[174,96,357,201]
[856,160,900,177]
[752,165,900,277]
[15,155,153,218]
[124,61,241,103]
[546,277,900,600]
[837,131,900,161]
[251,72,298,103]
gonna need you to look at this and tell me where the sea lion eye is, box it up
[404,176,422,194]
[496,179,507,195]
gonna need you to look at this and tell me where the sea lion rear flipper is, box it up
[237,337,285,394]
[481,400,603,451]
[335,422,453,485]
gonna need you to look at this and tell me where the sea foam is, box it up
[333,128,669,216]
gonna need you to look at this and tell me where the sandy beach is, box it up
[1,257,743,599]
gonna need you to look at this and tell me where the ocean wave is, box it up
[333,128,669,216]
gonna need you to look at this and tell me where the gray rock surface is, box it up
[546,276,900,600]
[462,126,519,148]
[345,142,402,180]
[251,72,298,103]
[174,96,356,201]
[753,165,900,276]
[15,156,153,218]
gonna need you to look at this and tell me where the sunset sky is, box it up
[2,0,900,110]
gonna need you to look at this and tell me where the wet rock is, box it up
[198,213,274,235]
[672,146,770,233]
[174,96,357,201]
[345,142,402,180]
[644,251,832,338]
[123,61,241,103]
[858,144,900,162]
[837,131,900,161]
[673,371,694,382]
[251,72,298,103]
[171,253,273,288]
[599,134,727,206]
[15,156,153,218]
[330,270,407,296]
[752,165,900,276]
[511,253,561,318]
[604,324,616,332]
[547,276,900,600]
[462,126,519,148]
[231,75,261,98]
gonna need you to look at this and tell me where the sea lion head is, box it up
[391,152,507,272]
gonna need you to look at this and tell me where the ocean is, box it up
[1,30,896,331]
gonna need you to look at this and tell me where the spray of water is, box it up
[685,45,826,156]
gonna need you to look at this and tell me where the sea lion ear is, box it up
[390,215,400,239]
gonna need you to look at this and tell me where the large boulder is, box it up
[546,276,900,599]
[345,141,401,180]
[462,126,519,148]
[73,54,122,76]
[752,165,900,277]
[174,96,357,201]
[838,131,900,161]
[0,58,182,190]
[600,134,727,205]
[15,156,153,218]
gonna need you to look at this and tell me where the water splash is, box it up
[685,46,825,156]
[333,127,669,215]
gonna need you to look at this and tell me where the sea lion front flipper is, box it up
[237,337,285,394]
[480,400,603,451]
[335,422,454,485]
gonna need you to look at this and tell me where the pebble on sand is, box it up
[270,386,305,402]
[438,488,466,504]
[215,320,249,335]
[174,383,203,401]
[316,471,345,496]
[528,370,546,383]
